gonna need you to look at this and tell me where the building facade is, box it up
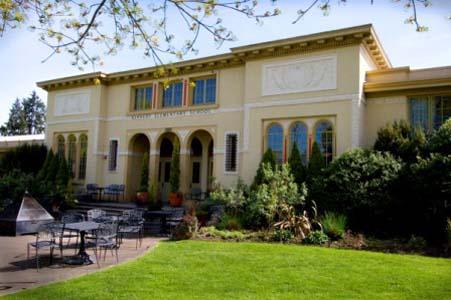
[37,24,451,202]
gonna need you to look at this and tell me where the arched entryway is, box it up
[187,130,214,198]
[156,132,180,204]
[126,133,150,200]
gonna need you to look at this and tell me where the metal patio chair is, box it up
[87,222,120,267]
[27,222,65,271]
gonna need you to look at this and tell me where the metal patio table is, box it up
[146,210,173,235]
[64,221,100,265]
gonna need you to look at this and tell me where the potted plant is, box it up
[169,142,183,207]
[147,182,161,210]
[136,152,150,204]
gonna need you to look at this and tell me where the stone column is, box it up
[201,139,210,192]
[179,141,190,195]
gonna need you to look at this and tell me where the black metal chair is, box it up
[86,184,99,200]
[87,222,120,268]
[87,209,107,222]
[61,213,85,253]
[163,207,185,234]
[119,210,144,249]
[27,222,65,271]
[104,184,125,201]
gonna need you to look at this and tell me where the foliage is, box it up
[248,163,306,228]
[138,152,149,192]
[311,148,402,234]
[198,227,248,240]
[303,230,328,245]
[209,178,249,217]
[169,142,180,193]
[407,235,427,250]
[216,214,242,231]
[0,169,38,203]
[46,152,60,182]
[172,214,198,240]
[37,150,54,181]
[272,228,294,243]
[447,219,451,246]
[0,91,46,136]
[288,143,307,187]
[56,156,71,192]
[321,212,347,241]
[373,120,426,163]
[252,148,276,189]
[307,142,325,182]
[148,182,160,210]
[428,118,451,155]
[0,143,47,175]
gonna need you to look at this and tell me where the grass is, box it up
[4,240,451,300]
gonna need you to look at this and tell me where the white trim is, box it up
[108,138,119,172]
[223,131,239,175]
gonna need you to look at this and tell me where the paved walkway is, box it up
[0,235,163,296]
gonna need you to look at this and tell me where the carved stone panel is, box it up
[262,55,337,96]
[54,90,90,116]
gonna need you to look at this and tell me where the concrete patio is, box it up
[0,235,163,296]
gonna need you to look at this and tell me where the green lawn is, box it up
[4,241,451,300]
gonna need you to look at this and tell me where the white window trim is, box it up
[108,138,119,172]
[223,131,239,175]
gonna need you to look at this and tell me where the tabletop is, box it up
[147,210,173,217]
[65,221,100,232]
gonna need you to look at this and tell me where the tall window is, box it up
[410,95,451,131]
[193,77,216,105]
[56,135,65,158]
[108,140,118,171]
[163,82,183,108]
[315,121,334,165]
[267,124,284,164]
[134,86,152,111]
[225,133,238,173]
[290,122,308,165]
[67,135,77,177]
[78,134,88,179]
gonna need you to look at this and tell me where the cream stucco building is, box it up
[37,24,451,202]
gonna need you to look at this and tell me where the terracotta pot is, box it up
[136,191,149,204]
[169,192,183,207]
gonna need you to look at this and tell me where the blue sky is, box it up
[0,0,450,124]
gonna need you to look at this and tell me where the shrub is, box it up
[288,143,307,188]
[307,142,325,183]
[209,178,249,217]
[169,143,180,192]
[428,118,451,155]
[0,143,47,176]
[217,214,242,231]
[407,235,427,250]
[321,212,347,241]
[198,226,248,240]
[138,152,149,192]
[373,120,426,163]
[303,230,328,245]
[172,214,198,240]
[252,148,276,189]
[311,148,402,234]
[272,228,293,243]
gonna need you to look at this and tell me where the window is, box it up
[290,122,308,165]
[78,134,88,179]
[163,82,183,108]
[56,135,65,158]
[193,77,216,105]
[225,133,238,173]
[315,121,334,165]
[108,140,118,171]
[410,95,451,131]
[67,135,77,177]
[267,124,284,164]
[134,86,153,111]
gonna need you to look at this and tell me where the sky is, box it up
[0,0,450,125]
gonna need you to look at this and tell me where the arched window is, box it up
[267,123,284,164]
[78,134,88,180]
[290,122,308,165]
[56,135,65,158]
[315,121,334,165]
[67,135,77,177]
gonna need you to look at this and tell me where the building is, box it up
[37,24,451,202]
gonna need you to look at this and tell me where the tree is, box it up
[37,150,54,181]
[22,91,46,135]
[56,157,70,191]
[0,1,434,70]
[138,152,150,192]
[288,143,307,188]
[428,118,451,155]
[169,142,180,193]
[252,148,276,189]
[308,142,325,181]
[0,91,46,136]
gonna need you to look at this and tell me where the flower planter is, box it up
[169,192,183,207]
[136,191,149,204]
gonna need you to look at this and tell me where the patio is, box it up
[0,235,163,296]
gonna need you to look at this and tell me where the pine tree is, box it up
[46,153,60,183]
[0,99,26,136]
[169,142,180,193]
[56,157,70,191]
[138,152,150,192]
[22,91,46,134]
[308,142,325,181]
[252,148,276,189]
[288,143,307,187]
[37,150,54,181]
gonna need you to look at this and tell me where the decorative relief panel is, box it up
[262,55,337,96]
[54,91,90,116]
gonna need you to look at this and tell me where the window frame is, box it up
[132,85,153,112]
[191,76,217,106]
[224,131,239,174]
[161,81,183,108]
[314,120,334,166]
[78,133,88,180]
[289,121,308,165]
[108,138,119,172]
[266,123,284,164]
[409,94,451,131]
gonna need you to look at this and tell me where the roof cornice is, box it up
[37,24,390,91]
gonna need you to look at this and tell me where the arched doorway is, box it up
[156,132,180,204]
[187,130,214,198]
[126,133,150,200]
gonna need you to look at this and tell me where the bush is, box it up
[209,178,249,217]
[407,235,427,250]
[0,169,37,203]
[374,120,426,163]
[0,143,47,176]
[428,118,451,155]
[217,214,242,231]
[272,228,294,243]
[138,152,149,192]
[311,148,402,234]
[303,230,328,245]
[321,212,347,241]
[198,226,248,240]
[307,142,325,182]
[288,143,307,188]
[172,214,198,240]
[252,149,276,189]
